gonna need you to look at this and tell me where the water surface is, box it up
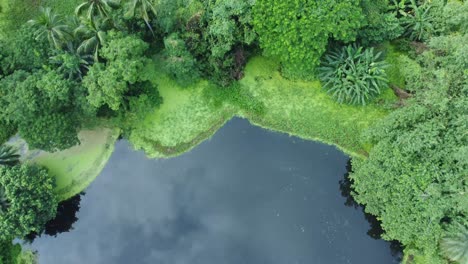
[30,118,399,264]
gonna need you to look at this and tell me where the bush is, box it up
[319,45,388,105]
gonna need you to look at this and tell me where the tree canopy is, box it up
[0,164,57,240]
[253,0,364,78]
[351,32,468,261]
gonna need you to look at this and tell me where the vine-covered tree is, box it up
[253,0,364,78]
[0,164,57,240]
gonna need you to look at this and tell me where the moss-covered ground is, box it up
[130,56,396,159]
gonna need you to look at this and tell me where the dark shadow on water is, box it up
[25,193,82,242]
[339,159,403,260]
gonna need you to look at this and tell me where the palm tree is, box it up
[440,223,468,264]
[50,43,93,80]
[75,0,119,22]
[74,18,110,62]
[28,7,70,49]
[0,145,20,167]
[0,186,9,214]
[124,0,157,34]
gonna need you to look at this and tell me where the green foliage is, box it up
[401,0,434,41]
[0,164,57,240]
[429,0,468,35]
[123,0,157,33]
[179,0,256,86]
[0,25,50,75]
[74,17,110,62]
[0,121,15,145]
[319,45,388,105]
[0,239,21,264]
[440,223,468,264]
[75,0,118,22]
[359,0,404,44]
[397,54,422,92]
[83,31,151,111]
[0,145,19,167]
[49,43,92,80]
[162,33,199,86]
[0,70,89,151]
[351,32,467,260]
[253,0,364,78]
[27,7,70,49]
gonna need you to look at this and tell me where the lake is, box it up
[29,118,401,264]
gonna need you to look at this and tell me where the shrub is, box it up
[319,45,388,105]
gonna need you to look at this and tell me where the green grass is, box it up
[0,0,81,36]
[381,42,406,89]
[129,55,397,158]
[29,128,119,201]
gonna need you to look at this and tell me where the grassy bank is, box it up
[130,56,396,158]
[19,128,120,201]
[34,128,119,201]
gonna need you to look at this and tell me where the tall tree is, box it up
[27,7,70,50]
[83,31,151,111]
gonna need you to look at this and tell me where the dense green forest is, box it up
[0,0,466,263]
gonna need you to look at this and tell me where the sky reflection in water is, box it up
[30,118,400,264]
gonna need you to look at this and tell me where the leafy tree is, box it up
[83,31,151,111]
[178,0,256,86]
[350,33,467,260]
[0,70,89,151]
[440,223,468,264]
[123,0,158,33]
[163,33,199,86]
[0,25,50,75]
[0,164,57,240]
[27,7,70,49]
[253,0,364,78]
[319,45,388,105]
[0,146,19,167]
[75,0,118,22]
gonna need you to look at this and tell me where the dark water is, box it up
[29,118,401,264]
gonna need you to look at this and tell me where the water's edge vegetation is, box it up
[0,0,466,263]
